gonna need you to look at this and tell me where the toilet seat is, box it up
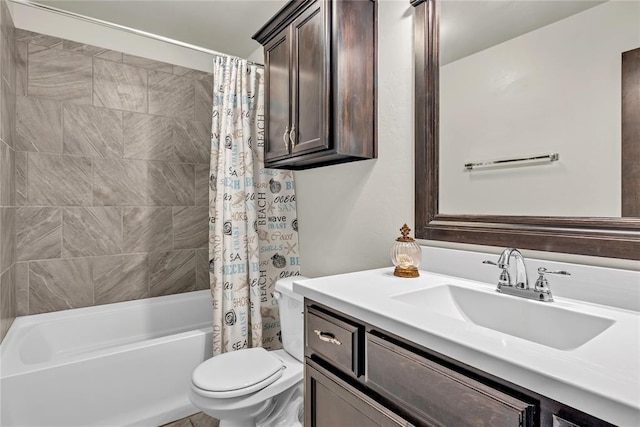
[191,347,284,399]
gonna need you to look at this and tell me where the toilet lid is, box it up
[192,347,284,396]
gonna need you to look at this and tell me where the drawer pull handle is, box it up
[313,329,342,346]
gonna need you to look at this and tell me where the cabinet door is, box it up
[290,1,329,155]
[305,363,410,427]
[367,333,536,427]
[264,29,292,162]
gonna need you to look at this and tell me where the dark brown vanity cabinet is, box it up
[306,363,409,427]
[304,300,616,427]
[252,0,377,169]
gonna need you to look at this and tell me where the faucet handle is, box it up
[534,267,571,298]
[537,267,571,276]
[483,260,511,288]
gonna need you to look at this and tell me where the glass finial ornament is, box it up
[391,224,421,278]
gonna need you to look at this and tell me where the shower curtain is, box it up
[209,56,300,356]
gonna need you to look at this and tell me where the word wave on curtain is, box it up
[209,56,300,356]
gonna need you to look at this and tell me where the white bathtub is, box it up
[0,290,213,427]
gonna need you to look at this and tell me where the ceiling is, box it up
[34,0,289,58]
[32,0,608,64]
[440,0,607,65]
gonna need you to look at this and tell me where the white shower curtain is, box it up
[209,56,300,355]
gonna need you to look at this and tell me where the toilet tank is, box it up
[274,277,306,363]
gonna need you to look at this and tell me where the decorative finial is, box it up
[396,223,415,242]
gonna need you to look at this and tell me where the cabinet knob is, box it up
[289,125,297,147]
[283,126,290,150]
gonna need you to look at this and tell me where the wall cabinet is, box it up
[253,0,376,169]
[304,301,616,427]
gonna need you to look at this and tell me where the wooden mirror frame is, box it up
[412,0,640,260]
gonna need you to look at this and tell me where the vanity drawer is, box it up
[306,306,362,377]
[366,333,536,427]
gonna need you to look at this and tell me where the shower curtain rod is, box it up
[9,0,263,66]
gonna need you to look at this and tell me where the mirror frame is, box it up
[412,0,640,260]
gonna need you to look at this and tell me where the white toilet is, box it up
[189,277,306,427]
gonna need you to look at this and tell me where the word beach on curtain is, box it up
[209,56,300,355]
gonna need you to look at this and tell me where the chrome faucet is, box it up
[483,248,570,302]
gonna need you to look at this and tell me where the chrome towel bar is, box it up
[465,153,559,171]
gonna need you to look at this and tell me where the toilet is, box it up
[189,277,306,427]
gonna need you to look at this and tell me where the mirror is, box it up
[412,0,640,259]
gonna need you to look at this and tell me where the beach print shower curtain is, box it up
[209,56,300,355]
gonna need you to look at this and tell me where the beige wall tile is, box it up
[62,40,122,62]
[195,164,210,207]
[16,42,27,97]
[123,112,174,161]
[10,28,216,316]
[1,0,16,88]
[123,54,173,73]
[16,207,62,261]
[28,46,92,104]
[15,261,28,316]
[15,29,62,49]
[93,58,147,113]
[16,96,63,153]
[195,249,209,291]
[0,140,14,206]
[1,77,16,148]
[173,207,208,250]
[93,254,148,305]
[0,207,15,272]
[123,207,172,253]
[148,71,194,119]
[194,78,213,129]
[173,119,209,164]
[14,151,26,206]
[27,153,92,206]
[29,257,93,314]
[62,207,122,257]
[63,103,123,158]
[93,158,148,206]
[149,250,195,297]
[173,67,212,82]
[148,162,195,206]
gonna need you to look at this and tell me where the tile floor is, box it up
[161,412,219,427]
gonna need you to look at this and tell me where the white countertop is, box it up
[293,268,640,426]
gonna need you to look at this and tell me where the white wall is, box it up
[247,46,264,65]
[439,1,640,217]
[10,1,215,72]
[295,0,639,276]
[295,0,415,278]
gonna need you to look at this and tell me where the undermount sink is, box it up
[391,285,615,350]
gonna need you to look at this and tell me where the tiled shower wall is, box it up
[0,0,17,342]
[12,28,213,316]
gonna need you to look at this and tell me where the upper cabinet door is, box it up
[264,30,292,162]
[253,0,376,169]
[290,1,329,155]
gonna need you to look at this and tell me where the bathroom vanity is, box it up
[294,269,640,427]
